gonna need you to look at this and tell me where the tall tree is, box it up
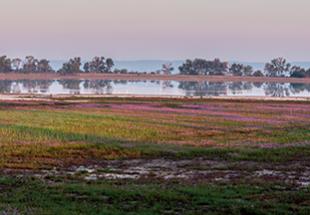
[307,69,310,77]
[264,58,291,77]
[290,66,307,78]
[0,56,12,72]
[162,63,174,75]
[229,63,254,76]
[23,56,38,72]
[179,60,196,75]
[229,63,244,76]
[252,70,264,77]
[179,59,228,75]
[58,57,82,74]
[105,58,114,72]
[12,58,22,72]
[89,57,106,72]
[84,57,114,73]
[83,62,90,73]
[243,65,253,76]
[37,59,53,73]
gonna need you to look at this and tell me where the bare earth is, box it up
[0,72,310,83]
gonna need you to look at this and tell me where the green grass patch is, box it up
[0,177,310,215]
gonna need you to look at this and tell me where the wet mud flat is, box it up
[3,158,310,188]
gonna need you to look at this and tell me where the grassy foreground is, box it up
[0,97,309,214]
[1,177,310,215]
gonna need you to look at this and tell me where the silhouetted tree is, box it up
[11,58,22,72]
[89,57,106,72]
[243,65,253,76]
[37,59,53,73]
[162,63,174,75]
[58,57,82,74]
[0,56,12,72]
[290,66,307,78]
[252,70,264,77]
[83,62,90,73]
[114,69,128,74]
[179,59,228,75]
[264,58,291,77]
[83,57,114,73]
[106,58,114,72]
[229,64,243,76]
[22,56,38,72]
[229,63,253,76]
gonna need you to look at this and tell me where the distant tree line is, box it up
[0,55,309,78]
[0,56,54,73]
[179,57,310,78]
[0,55,115,74]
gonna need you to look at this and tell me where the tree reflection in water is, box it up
[228,82,253,95]
[179,82,227,97]
[162,81,174,89]
[22,80,53,94]
[0,80,308,97]
[264,83,290,97]
[58,80,82,94]
[0,80,14,94]
[253,82,264,88]
[83,80,113,94]
[179,81,310,97]
[290,83,310,94]
[114,80,128,85]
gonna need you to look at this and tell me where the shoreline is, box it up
[1,94,309,102]
[0,73,309,83]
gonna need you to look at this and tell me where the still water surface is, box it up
[0,80,309,97]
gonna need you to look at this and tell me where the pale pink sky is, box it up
[0,0,309,61]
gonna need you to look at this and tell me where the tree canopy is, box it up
[264,58,291,77]
[83,57,114,73]
[229,63,253,76]
[179,59,228,76]
[0,56,12,72]
[58,57,82,74]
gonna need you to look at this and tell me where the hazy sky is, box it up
[0,0,309,61]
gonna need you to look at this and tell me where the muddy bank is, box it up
[0,73,310,83]
[3,158,310,188]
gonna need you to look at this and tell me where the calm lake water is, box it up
[0,80,310,98]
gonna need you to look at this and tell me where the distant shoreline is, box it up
[0,73,309,83]
[1,94,309,102]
